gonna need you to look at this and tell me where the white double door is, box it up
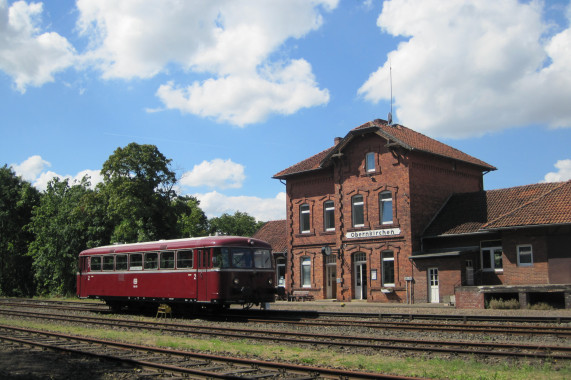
[428,268,439,303]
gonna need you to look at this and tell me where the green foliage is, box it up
[209,211,264,237]
[100,142,177,243]
[172,195,209,237]
[0,166,40,296]
[26,176,109,296]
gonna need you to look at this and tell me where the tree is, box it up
[209,211,264,237]
[100,143,177,243]
[27,176,109,296]
[0,166,40,296]
[172,195,209,237]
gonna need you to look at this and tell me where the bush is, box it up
[529,302,554,310]
[488,298,520,309]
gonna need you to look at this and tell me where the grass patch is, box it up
[0,317,569,379]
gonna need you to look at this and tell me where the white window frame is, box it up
[323,200,335,231]
[381,251,395,287]
[352,195,365,227]
[480,246,503,272]
[365,152,375,173]
[380,191,393,225]
[301,257,311,288]
[300,203,310,233]
[517,245,533,267]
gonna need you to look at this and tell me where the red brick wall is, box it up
[455,287,485,309]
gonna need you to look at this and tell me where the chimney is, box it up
[334,137,342,145]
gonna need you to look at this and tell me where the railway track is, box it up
[2,308,570,361]
[0,324,417,379]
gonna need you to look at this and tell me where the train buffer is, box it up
[156,304,172,318]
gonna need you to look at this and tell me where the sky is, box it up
[1,0,571,223]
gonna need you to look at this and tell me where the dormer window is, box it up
[365,152,375,173]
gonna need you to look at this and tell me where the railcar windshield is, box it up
[213,247,272,269]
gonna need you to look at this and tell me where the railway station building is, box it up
[267,118,571,308]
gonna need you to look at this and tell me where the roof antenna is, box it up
[387,59,393,126]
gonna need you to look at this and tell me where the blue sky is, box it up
[1,0,570,222]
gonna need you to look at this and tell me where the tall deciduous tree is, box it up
[100,143,177,243]
[209,211,264,237]
[27,176,108,296]
[172,195,209,237]
[0,166,40,296]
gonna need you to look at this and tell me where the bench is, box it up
[288,291,314,302]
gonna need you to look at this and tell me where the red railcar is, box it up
[76,236,275,311]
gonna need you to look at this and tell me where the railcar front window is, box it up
[144,252,158,269]
[212,248,230,268]
[177,250,193,269]
[91,256,101,271]
[232,249,252,268]
[129,253,143,270]
[160,251,175,269]
[254,249,272,268]
[102,255,114,271]
[116,255,127,270]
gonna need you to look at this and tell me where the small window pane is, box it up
[160,251,175,269]
[129,253,143,270]
[177,250,193,269]
[144,252,158,269]
[102,256,114,271]
[518,245,533,266]
[366,152,375,172]
[116,255,128,270]
[91,256,101,271]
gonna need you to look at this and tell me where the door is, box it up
[196,249,210,301]
[326,264,337,299]
[353,252,367,300]
[428,268,439,303]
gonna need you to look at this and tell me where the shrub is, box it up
[488,298,520,309]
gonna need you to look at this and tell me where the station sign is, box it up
[346,228,401,239]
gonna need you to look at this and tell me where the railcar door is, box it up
[176,249,197,300]
[196,249,210,301]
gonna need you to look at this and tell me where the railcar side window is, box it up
[90,256,101,271]
[102,255,115,271]
[254,249,272,268]
[177,250,193,269]
[212,248,230,268]
[160,251,175,269]
[129,253,143,270]
[144,252,158,269]
[116,255,128,270]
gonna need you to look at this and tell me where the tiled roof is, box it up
[252,220,287,253]
[273,119,495,179]
[424,181,571,236]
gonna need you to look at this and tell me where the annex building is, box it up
[262,119,571,308]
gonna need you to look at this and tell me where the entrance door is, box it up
[353,253,367,300]
[326,264,337,299]
[428,268,439,303]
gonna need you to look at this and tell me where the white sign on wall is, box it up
[346,228,401,239]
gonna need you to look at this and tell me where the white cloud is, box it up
[358,0,571,138]
[544,159,571,182]
[10,156,102,191]
[75,0,335,125]
[193,190,286,221]
[180,159,245,189]
[0,0,76,93]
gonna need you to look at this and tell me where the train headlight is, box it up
[268,278,273,286]
[233,277,240,285]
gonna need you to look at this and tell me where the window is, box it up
[254,249,273,268]
[177,250,193,269]
[352,195,364,227]
[380,191,393,224]
[301,257,311,287]
[300,203,310,233]
[116,254,128,270]
[90,256,101,271]
[102,255,114,271]
[382,251,395,286]
[323,200,335,231]
[212,247,230,268]
[365,152,375,172]
[481,241,503,271]
[129,253,143,270]
[144,252,158,269]
[160,251,175,269]
[517,245,533,266]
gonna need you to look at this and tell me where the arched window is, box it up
[380,191,393,224]
[301,257,311,287]
[352,195,364,227]
[323,200,335,231]
[300,203,310,233]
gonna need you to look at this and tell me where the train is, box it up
[76,236,276,312]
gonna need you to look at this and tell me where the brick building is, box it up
[273,119,496,303]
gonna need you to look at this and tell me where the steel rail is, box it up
[2,309,570,361]
[0,324,419,380]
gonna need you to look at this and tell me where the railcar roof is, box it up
[79,236,271,256]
